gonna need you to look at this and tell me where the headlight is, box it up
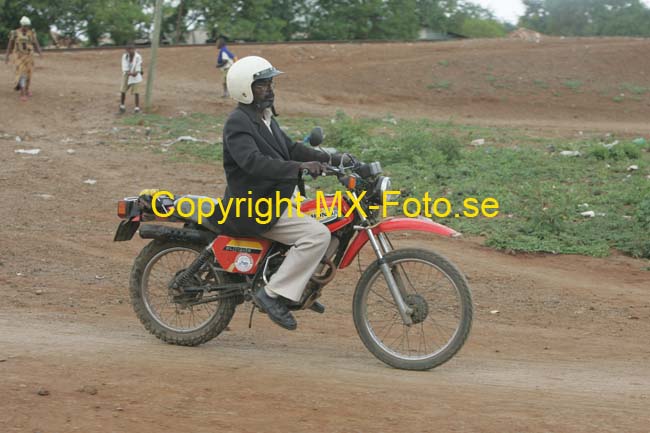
[376,176,398,204]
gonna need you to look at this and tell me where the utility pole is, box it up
[145,0,164,112]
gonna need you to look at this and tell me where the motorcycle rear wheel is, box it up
[353,248,472,371]
[130,240,236,346]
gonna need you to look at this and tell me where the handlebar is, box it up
[301,163,353,179]
[300,156,383,182]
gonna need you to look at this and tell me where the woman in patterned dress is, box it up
[4,16,42,101]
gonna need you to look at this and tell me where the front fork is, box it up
[351,192,413,325]
[366,229,413,325]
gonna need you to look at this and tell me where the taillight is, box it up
[117,200,128,218]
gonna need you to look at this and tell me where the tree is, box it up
[308,0,384,40]
[372,0,420,40]
[459,18,507,38]
[198,0,288,42]
[519,0,650,37]
[416,0,458,32]
[519,0,548,33]
[307,0,419,40]
[1,0,59,47]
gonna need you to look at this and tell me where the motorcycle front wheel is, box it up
[353,248,472,371]
[130,240,237,346]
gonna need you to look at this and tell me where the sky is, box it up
[471,0,525,23]
[472,0,650,24]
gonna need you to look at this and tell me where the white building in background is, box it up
[186,28,210,44]
[418,27,467,40]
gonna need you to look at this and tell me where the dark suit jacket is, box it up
[219,103,331,236]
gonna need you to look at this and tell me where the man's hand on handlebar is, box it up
[299,161,327,178]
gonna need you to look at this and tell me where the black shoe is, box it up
[308,301,325,314]
[284,298,325,313]
[253,288,297,331]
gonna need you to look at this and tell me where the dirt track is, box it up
[1,39,649,432]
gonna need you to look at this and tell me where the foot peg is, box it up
[308,301,325,314]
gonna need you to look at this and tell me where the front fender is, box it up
[339,217,460,269]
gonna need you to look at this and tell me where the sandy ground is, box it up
[1,39,649,432]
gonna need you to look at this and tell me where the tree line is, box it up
[520,0,650,37]
[1,0,508,48]
[3,0,650,49]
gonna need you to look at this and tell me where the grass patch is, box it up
[612,95,625,103]
[620,82,648,95]
[438,60,449,67]
[122,111,650,259]
[533,79,549,89]
[122,112,224,161]
[563,80,583,92]
[316,113,650,258]
[428,80,452,90]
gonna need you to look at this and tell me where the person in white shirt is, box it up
[119,43,143,114]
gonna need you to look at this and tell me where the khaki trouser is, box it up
[263,206,331,302]
[120,73,140,94]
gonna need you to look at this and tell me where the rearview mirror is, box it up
[308,126,323,147]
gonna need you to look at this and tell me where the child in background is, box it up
[216,37,237,98]
[119,43,143,114]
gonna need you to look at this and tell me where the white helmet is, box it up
[227,56,283,104]
[20,16,31,27]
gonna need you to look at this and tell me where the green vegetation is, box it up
[0,0,145,47]
[520,0,650,37]
[533,80,549,89]
[620,83,648,95]
[122,112,223,161]
[459,18,507,38]
[122,111,650,259]
[563,80,583,92]
[1,0,509,48]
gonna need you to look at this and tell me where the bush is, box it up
[459,18,507,38]
[588,142,641,160]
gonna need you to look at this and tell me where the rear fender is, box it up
[338,217,460,269]
[113,218,141,241]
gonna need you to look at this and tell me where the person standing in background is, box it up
[216,36,237,98]
[119,43,143,114]
[4,16,42,102]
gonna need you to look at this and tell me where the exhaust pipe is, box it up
[139,224,217,245]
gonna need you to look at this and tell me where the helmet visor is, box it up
[253,67,283,81]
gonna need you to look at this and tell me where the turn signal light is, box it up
[344,175,357,190]
[117,200,127,218]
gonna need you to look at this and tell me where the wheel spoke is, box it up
[142,246,225,333]
[358,250,471,366]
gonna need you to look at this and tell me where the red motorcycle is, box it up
[114,149,472,371]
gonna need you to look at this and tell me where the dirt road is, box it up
[1,39,649,432]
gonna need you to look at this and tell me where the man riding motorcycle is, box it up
[115,56,473,370]
[222,56,347,330]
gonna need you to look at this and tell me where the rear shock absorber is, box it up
[172,247,213,288]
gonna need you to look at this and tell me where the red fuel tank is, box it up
[300,193,355,232]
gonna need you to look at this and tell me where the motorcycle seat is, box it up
[174,195,225,233]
